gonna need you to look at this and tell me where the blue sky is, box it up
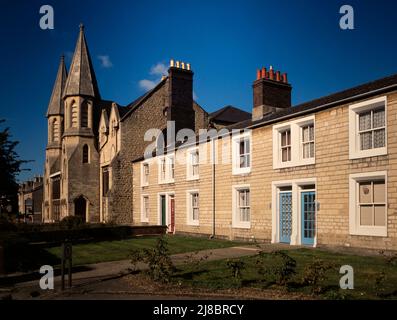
[1,0,397,181]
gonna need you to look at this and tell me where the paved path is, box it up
[4,243,295,293]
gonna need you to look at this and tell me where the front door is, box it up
[169,195,175,233]
[74,196,87,221]
[301,191,316,245]
[160,195,166,226]
[279,192,292,243]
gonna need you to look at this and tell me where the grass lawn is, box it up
[172,248,397,300]
[45,235,243,266]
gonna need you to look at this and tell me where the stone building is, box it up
[18,176,43,222]
[132,67,397,250]
[43,25,246,223]
[42,25,397,250]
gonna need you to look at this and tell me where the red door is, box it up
[169,196,175,234]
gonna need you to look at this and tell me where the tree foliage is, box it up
[0,119,31,213]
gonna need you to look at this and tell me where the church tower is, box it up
[60,24,101,222]
[43,55,67,222]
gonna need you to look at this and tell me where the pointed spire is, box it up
[63,24,100,99]
[47,55,68,117]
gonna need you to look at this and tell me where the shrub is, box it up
[301,259,335,294]
[373,271,387,297]
[226,259,245,280]
[59,216,85,230]
[257,250,297,286]
[130,236,175,282]
[183,250,212,271]
[0,215,17,232]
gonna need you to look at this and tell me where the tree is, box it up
[0,119,31,215]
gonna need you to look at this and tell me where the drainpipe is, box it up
[210,138,216,239]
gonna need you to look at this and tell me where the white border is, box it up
[186,189,200,226]
[273,115,315,169]
[232,184,251,229]
[349,171,387,237]
[348,96,387,160]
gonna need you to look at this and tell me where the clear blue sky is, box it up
[1,0,397,181]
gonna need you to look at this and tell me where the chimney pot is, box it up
[176,61,180,68]
[187,63,191,70]
[269,68,274,80]
[282,73,288,83]
[276,71,281,81]
[256,69,261,80]
[170,59,175,67]
[261,67,267,79]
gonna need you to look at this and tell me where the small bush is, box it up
[301,259,335,294]
[257,250,297,287]
[0,215,17,232]
[59,216,85,230]
[130,236,175,282]
[226,259,245,280]
[373,271,387,297]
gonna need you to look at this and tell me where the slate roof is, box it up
[228,72,397,130]
[63,25,100,99]
[209,105,251,124]
[46,56,68,117]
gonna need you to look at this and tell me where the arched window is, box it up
[52,119,59,143]
[81,101,89,128]
[82,144,89,163]
[71,102,78,128]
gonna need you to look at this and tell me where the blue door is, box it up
[301,191,316,245]
[279,192,292,243]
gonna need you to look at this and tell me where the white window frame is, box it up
[349,96,387,159]
[349,171,387,237]
[141,162,150,187]
[301,123,315,160]
[186,147,199,181]
[232,131,252,175]
[186,190,199,226]
[158,154,175,184]
[141,195,149,223]
[232,184,251,229]
[273,115,315,169]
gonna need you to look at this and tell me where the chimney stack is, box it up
[168,59,195,133]
[252,65,292,121]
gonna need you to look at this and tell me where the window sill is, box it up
[232,167,251,176]
[350,227,387,237]
[158,180,175,185]
[349,147,387,160]
[187,221,199,226]
[232,223,251,229]
[186,176,199,182]
[274,158,315,169]
[141,218,149,223]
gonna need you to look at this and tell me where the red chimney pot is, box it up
[256,69,261,80]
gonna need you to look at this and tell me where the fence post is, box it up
[0,241,5,275]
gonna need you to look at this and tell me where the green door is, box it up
[161,195,166,226]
